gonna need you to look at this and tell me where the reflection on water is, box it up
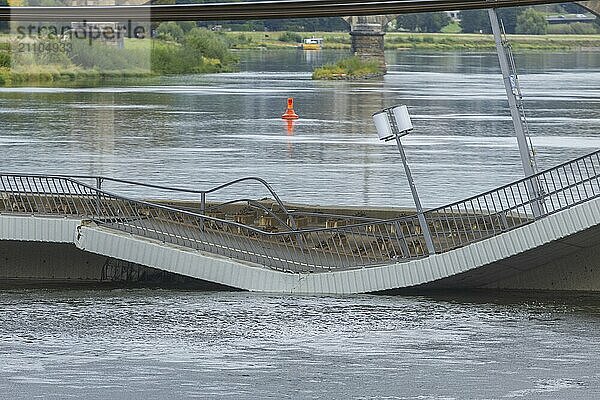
[1,289,599,399]
[0,50,599,208]
[1,51,600,397]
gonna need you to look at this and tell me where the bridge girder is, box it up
[62,1,599,24]
[0,0,571,22]
[52,1,599,29]
[69,0,148,5]
[577,0,600,17]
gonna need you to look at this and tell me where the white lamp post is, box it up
[373,105,436,255]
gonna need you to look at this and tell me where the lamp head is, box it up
[372,105,414,141]
[372,110,394,141]
[391,105,413,133]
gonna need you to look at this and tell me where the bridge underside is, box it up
[0,0,570,21]
[2,193,600,293]
[2,226,599,293]
[398,222,600,292]
[0,240,234,290]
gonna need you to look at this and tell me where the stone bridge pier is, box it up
[344,15,394,73]
[341,2,600,75]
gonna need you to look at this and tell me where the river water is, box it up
[0,50,599,206]
[1,50,600,398]
[1,290,600,399]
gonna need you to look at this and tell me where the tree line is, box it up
[1,1,598,35]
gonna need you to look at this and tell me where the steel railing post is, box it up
[394,135,436,255]
[95,177,103,218]
[199,192,206,231]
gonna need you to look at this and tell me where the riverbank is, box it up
[0,66,156,86]
[1,31,598,86]
[226,31,600,51]
[385,32,600,50]
[0,30,237,86]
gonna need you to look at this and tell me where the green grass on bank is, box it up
[0,66,154,86]
[312,56,383,80]
[440,22,462,34]
[226,31,350,50]
[0,37,153,86]
[224,31,600,51]
[385,32,600,50]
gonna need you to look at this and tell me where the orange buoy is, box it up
[281,97,299,120]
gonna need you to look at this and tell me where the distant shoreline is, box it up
[0,32,598,86]
[226,31,600,51]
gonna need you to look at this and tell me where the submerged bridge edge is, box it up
[1,195,600,293]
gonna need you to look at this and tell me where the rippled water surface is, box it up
[1,290,600,399]
[1,50,599,207]
[1,50,600,398]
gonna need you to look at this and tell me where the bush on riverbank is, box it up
[547,23,599,35]
[151,40,228,74]
[0,27,239,85]
[71,39,149,71]
[156,21,185,43]
[278,31,303,43]
[312,56,382,80]
[151,28,237,74]
[0,51,9,68]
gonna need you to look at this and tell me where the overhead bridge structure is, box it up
[2,150,600,293]
[0,0,573,21]
[2,0,596,73]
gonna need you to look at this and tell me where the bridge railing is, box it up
[0,149,599,273]
[54,174,297,229]
[424,149,600,252]
[0,173,425,272]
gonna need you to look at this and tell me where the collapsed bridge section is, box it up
[1,150,600,293]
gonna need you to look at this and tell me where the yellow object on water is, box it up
[302,37,323,50]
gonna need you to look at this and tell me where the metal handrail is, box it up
[1,149,599,273]
[424,149,599,217]
[0,173,426,271]
[3,146,600,236]
[0,174,275,234]
[3,173,298,230]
